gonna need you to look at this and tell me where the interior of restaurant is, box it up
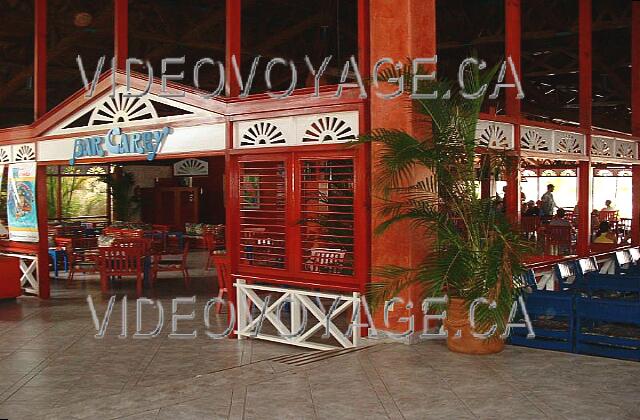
[38,156,226,295]
[508,161,632,257]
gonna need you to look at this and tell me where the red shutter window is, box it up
[238,160,287,269]
[300,158,355,276]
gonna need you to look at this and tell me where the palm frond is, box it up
[363,58,528,338]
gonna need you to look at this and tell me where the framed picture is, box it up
[242,175,260,209]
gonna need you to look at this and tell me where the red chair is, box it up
[545,225,573,256]
[113,237,152,254]
[98,247,144,297]
[152,241,191,289]
[520,216,540,240]
[203,232,225,270]
[305,247,347,274]
[599,210,619,223]
[64,237,99,284]
[212,254,231,314]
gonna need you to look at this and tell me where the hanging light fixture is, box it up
[74,12,93,28]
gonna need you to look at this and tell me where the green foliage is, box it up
[357,61,531,337]
[47,172,108,220]
[104,171,139,222]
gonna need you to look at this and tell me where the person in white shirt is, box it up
[540,184,558,216]
[601,200,615,212]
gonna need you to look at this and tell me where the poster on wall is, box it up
[7,162,38,242]
[0,165,7,238]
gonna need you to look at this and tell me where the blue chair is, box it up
[574,256,640,294]
[573,256,640,361]
[509,263,576,353]
[48,248,68,278]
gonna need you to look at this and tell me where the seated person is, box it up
[593,221,617,244]
[591,209,600,224]
[549,208,572,227]
[523,200,539,216]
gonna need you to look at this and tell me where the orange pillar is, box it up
[369,0,436,337]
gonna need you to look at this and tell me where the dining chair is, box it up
[212,253,231,314]
[305,247,347,274]
[152,241,191,289]
[545,225,573,256]
[520,216,540,241]
[98,247,144,296]
[203,231,225,270]
[65,237,99,284]
[599,210,619,223]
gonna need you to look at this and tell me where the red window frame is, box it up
[228,146,369,293]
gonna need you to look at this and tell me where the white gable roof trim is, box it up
[47,86,221,136]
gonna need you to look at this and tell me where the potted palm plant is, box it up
[360,63,530,354]
[104,170,139,222]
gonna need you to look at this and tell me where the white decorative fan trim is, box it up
[235,117,295,149]
[47,86,212,136]
[475,121,514,149]
[301,115,357,143]
[13,143,36,162]
[553,131,585,155]
[591,136,614,157]
[88,93,158,126]
[0,146,11,164]
[520,126,551,151]
[174,158,209,176]
[614,139,637,160]
[240,121,288,147]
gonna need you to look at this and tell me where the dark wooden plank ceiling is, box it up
[0,0,633,133]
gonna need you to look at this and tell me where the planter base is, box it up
[445,298,505,355]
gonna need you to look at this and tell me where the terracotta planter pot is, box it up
[444,298,505,355]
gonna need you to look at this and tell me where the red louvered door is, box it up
[232,149,366,292]
[237,159,288,270]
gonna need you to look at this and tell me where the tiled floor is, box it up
[0,262,639,419]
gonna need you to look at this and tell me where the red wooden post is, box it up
[504,0,522,117]
[504,0,521,222]
[632,1,640,244]
[224,121,237,337]
[634,1,640,137]
[226,0,241,97]
[577,0,592,256]
[34,0,47,119]
[577,161,592,256]
[579,0,593,129]
[36,165,50,299]
[114,0,128,70]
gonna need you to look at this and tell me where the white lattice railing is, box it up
[475,120,515,150]
[591,136,638,161]
[519,126,587,157]
[0,253,38,295]
[235,279,361,350]
[478,119,638,162]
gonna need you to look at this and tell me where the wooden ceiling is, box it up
[437,0,633,133]
[0,0,633,133]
